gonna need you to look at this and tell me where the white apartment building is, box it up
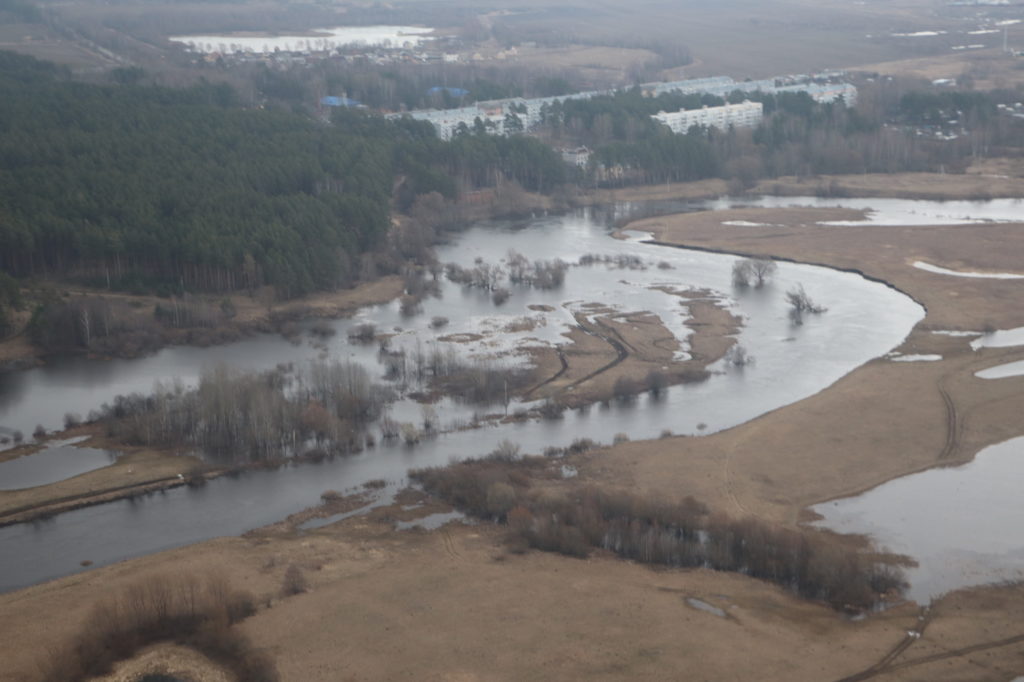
[652,100,764,134]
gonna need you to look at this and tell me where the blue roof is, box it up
[321,96,362,107]
[427,86,469,97]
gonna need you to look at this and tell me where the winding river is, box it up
[0,200,930,593]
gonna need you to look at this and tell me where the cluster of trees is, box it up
[37,572,276,682]
[0,51,567,301]
[445,250,568,292]
[537,83,1024,188]
[97,362,391,462]
[412,454,906,610]
[0,272,22,337]
[731,257,777,288]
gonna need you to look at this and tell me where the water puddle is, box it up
[395,510,466,531]
[705,196,1024,227]
[0,439,119,490]
[299,486,397,530]
[913,261,1024,280]
[975,360,1024,380]
[685,597,727,617]
[971,327,1024,350]
[811,437,1024,603]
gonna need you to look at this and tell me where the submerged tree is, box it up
[786,284,827,325]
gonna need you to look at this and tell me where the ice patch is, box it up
[913,260,1024,279]
[887,353,942,362]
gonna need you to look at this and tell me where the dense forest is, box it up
[0,51,565,300]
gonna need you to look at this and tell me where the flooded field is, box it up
[0,201,924,592]
[811,437,1024,604]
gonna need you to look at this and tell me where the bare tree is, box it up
[732,257,776,288]
[750,258,777,287]
[786,284,827,325]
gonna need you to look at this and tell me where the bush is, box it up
[492,287,510,305]
[348,322,376,343]
[63,412,82,430]
[36,572,277,682]
[281,564,307,596]
[612,376,641,403]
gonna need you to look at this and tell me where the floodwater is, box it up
[811,437,1024,604]
[0,200,929,592]
[971,326,1024,351]
[168,26,432,54]
[975,359,1024,380]
[0,438,118,491]
[704,196,1024,226]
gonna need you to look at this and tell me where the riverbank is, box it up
[0,275,406,371]
[4,489,1023,682]
[582,201,1024,532]
[3,181,1024,680]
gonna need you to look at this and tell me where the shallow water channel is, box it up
[0,200,929,592]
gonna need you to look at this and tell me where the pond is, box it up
[810,437,1024,604]
[0,200,925,592]
[0,438,119,491]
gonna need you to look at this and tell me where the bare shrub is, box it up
[399,295,422,317]
[492,287,510,306]
[320,490,343,503]
[430,316,449,329]
[348,322,377,343]
[568,438,596,454]
[786,284,827,325]
[646,369,669,398]
[281,564,307,596]
[490,439,522,461]
[538,400,563,420]
[486,482,517,519]
[400,422,421,445]
[731,259,753,287]
[12,430,23,443]
[724,344,753,367]
[33,424,46,439]
[63,412,81,429]
[612,376,641,403]
[309,321,335,339]
[36,572,276,682]
[363,478,387,489]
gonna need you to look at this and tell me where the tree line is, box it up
[411,452,906,610]
[0,51,566,300]
[536,83,1024,187]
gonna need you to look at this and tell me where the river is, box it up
[0,200,927,593]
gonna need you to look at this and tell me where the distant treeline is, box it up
[540,84,1023,187]
[0,51,565,297]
